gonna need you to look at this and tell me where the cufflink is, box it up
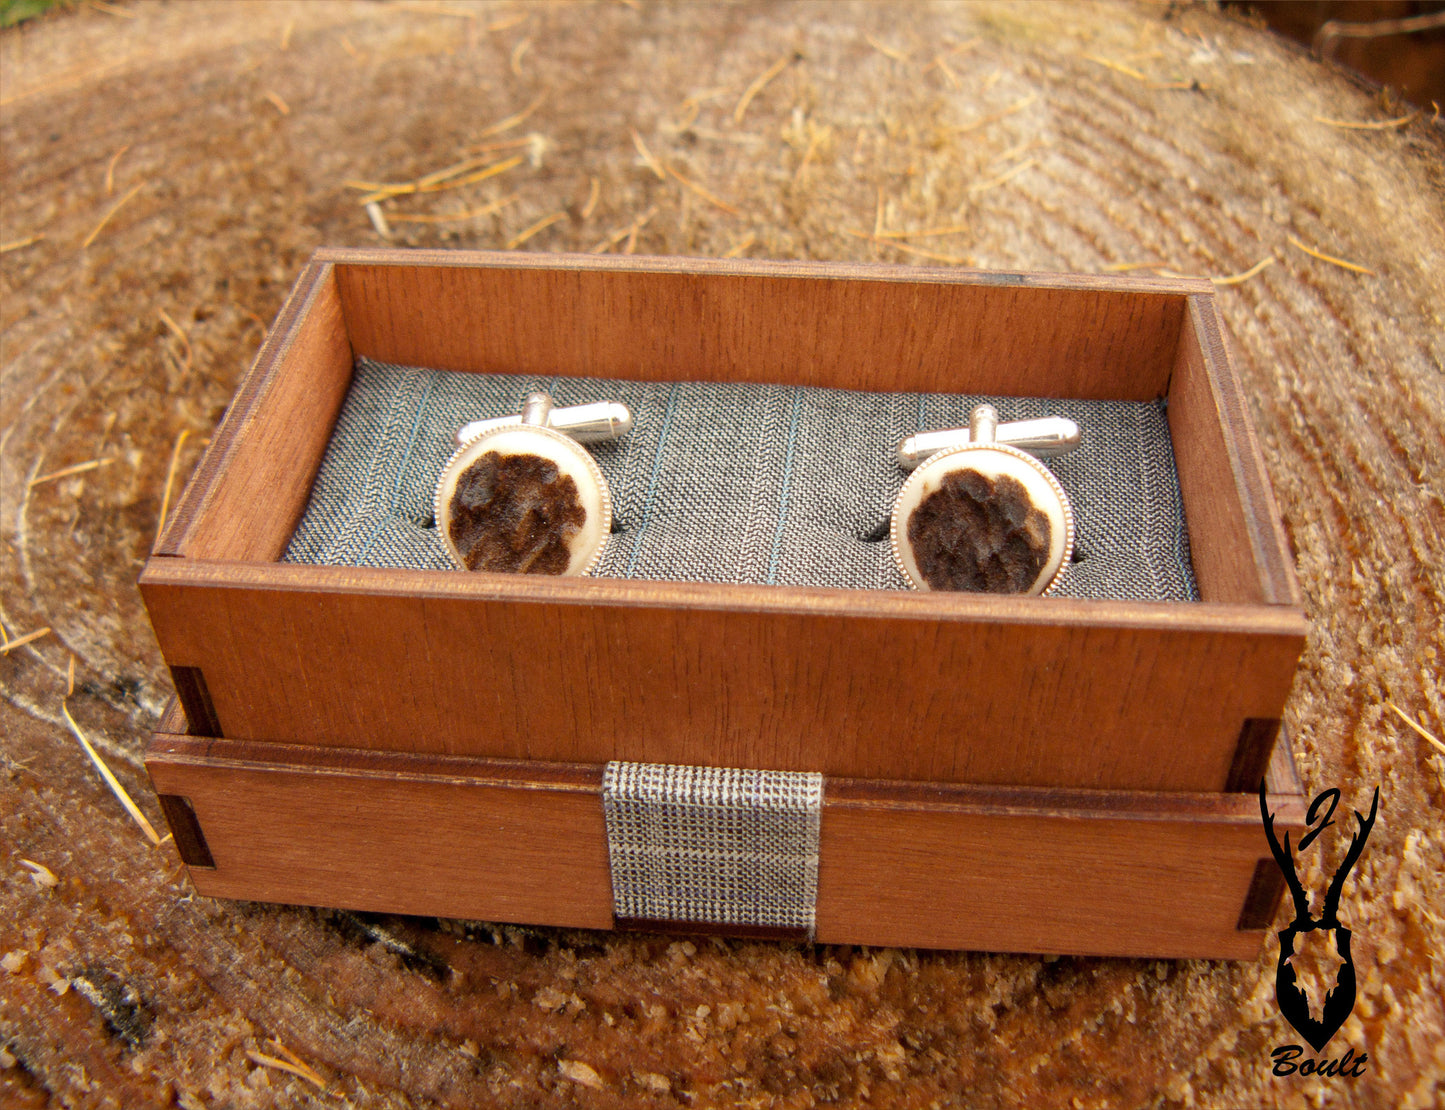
[891,404,1077,595]
[435,392,632,575]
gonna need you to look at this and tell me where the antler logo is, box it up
[1259,781,1379,1053]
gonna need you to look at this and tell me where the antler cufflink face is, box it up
[435,393,631,576]
[891,404,1078,596]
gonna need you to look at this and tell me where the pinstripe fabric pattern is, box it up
[284,358,1199,600]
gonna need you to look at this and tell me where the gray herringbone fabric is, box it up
[601,762,823,932]
[283,358,1199,600]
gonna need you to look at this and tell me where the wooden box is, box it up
[141,249,1307,958]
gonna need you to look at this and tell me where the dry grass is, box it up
[28,459,114,487]
[104,144,129,194]
[0,235,45,253]
[504,211,566,249]
[734,54,793,124]
[1314,113,1416,131]
[667,166,741,215]
[154,429,191,544]
[1288,234,1376,275]
[0,626,51,654]
[80,183,143,249]
[61,702,162,846]
[1388,702,1445,756]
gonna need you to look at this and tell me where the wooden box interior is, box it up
[140,250,1306,795]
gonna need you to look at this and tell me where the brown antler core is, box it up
[908,469,1051,593]
[448,452,586,574]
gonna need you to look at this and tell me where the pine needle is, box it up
[580,177,600,219]
[967,158,1037,194]
[29,459,114,487]
[387,194,516,224]
[676,86,729,130]
[476,95,545,141]
[263,91,291,116]
[1103,261,1169,272]
[866,36,910,63]
[667,166,741,215]
[844,231,968,265]
[104,144,129,194]
[1085,54,1150,80]
[280,20,295,50]
[81,183,144,250]
[246,1050,327,1091]
[1083,53,1196,88]
[353,154,525,205]
[931,54,962,91]
[1154,257,1275,285]
[0,235,45,253]
[1287,234,1376,275]
[590,206,657,253]
[1314,113,1416,131]
[1387,702,1445,757]
[505,211,566,249]
[61,702,162,846]
[510,38,532,78]
[723,233,756,258]
[0,627,51,654]
[158,309,193,373]
[67,653,76,696]
[630,129,667,180]
[734,53,793,124]
[1210,256,1275,286]
[156,429,191,543]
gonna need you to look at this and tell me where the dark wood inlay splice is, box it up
[1226,718,1281,793]
[1236,858,1285,930]
[157,794,216,869]
[169,666,222,738]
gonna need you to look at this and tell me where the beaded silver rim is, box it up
[890,441,1075,596]
[434,422,613,576]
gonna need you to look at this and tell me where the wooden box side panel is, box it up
[159,262,354,563]
[140,561,1307,793]
[819,795,1266,958]
[1168,295,1302,607]
[145,735,1306,959]
[147,739,614,930]
[331,252,1190,401]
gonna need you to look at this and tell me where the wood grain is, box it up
[147,734,614,930]
[328,249,1198,401]
[158,262,354,563]
[140,557,1305,792]
[144,729,1306,960]
[1167,296,1303,607]
[328,252,1196,404]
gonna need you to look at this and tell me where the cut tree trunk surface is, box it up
[1,2,1442,1108]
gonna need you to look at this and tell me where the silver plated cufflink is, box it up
[891,405,1078,595]
[435,392,632,576]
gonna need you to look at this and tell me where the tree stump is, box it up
[2,2,1441,1106]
